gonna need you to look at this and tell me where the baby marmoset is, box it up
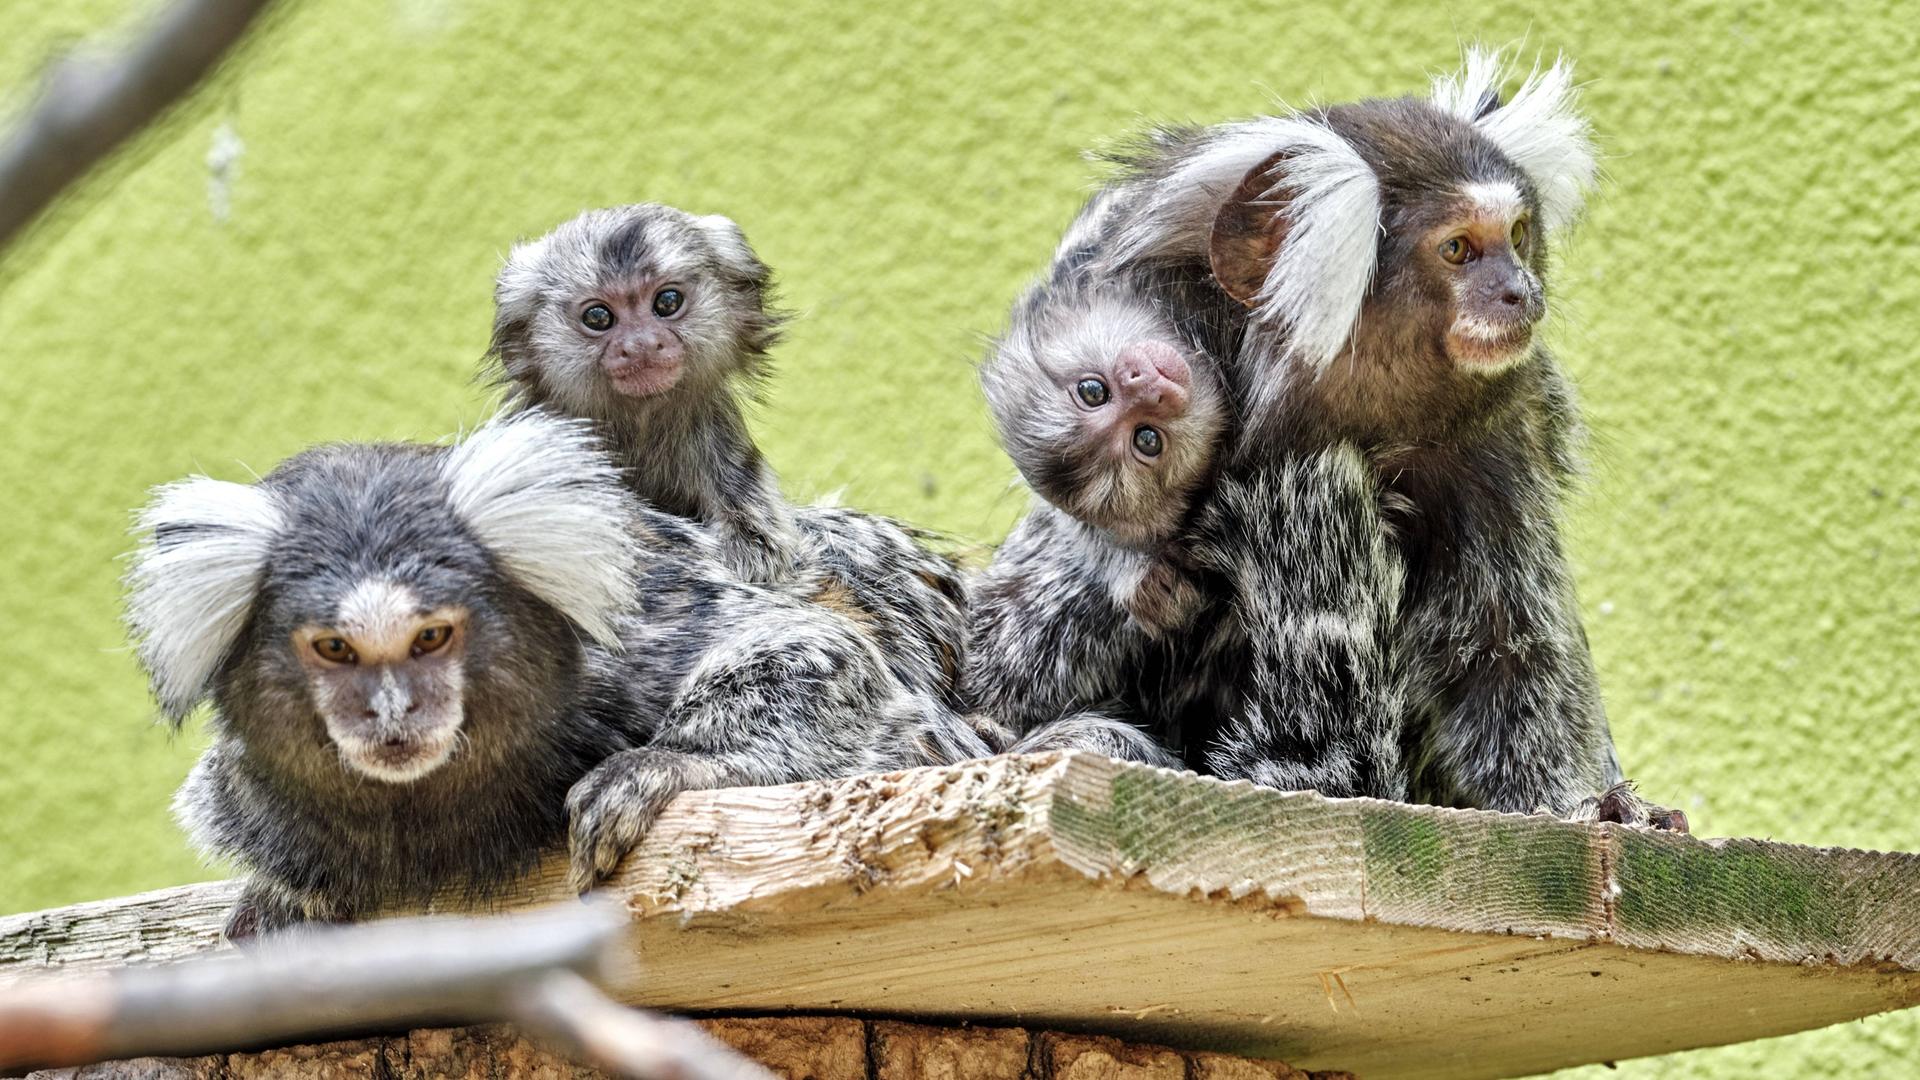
[129,412,990,939]
[487,205,968,707]
[963,269,1230,766]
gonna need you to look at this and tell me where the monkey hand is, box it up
[1566,781,1690,833]
[223,877,349,945]
[566,747,725,894]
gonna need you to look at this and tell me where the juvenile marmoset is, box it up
[971,50,1684,825]
[963,278,1228,763]
[128,412,991,940]
[488,204,799,582]
[487,205,970,706]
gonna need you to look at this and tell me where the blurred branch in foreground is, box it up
[0,0,275,252]
[0,901,772,1080]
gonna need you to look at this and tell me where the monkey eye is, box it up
[581,303,615,332]
[1132,425,1164,458]
[1438,236,1472,265]
[652,287,685,318]
[313,636,358,665]
[1075,378,1110,407]
[1510,218,1531,253]
[411,623,455,658]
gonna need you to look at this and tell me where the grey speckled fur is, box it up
[487,204,970,710]
[130,413,989,937]
[966,57,1669,821]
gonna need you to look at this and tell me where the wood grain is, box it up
[5,752,1917,1080]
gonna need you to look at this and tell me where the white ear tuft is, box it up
[1248,119,1383,370]
[440,411,640,648]
[126,477,285,721]
[1102,116,1381,371]
[1433,46,1599,234]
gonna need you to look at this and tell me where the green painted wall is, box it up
[2,1,1915,1074]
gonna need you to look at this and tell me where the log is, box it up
[4,752,1918,1079]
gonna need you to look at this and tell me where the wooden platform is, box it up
[4,752,1918,1080]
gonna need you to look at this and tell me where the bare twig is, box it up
[0,0,275,252]
[511,969,772,1080]
[0,901,772,1080]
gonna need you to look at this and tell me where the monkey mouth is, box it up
[338,729,459,783]
[604,359,684,398]
[1447,323,1534,369]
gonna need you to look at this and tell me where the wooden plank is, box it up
[4,752,1918,1080]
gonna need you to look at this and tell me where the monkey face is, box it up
[290,580,470,783]
[573,280,691,398]
[985,290,1225,546]
[1424,180,1546,372]
[490,204,785,422]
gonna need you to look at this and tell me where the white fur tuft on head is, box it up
[1247,119,1384,369]
[1104,116,1382,371]
[440,410,641,648]
[127,477,286,721]
[1432,46,1599,234]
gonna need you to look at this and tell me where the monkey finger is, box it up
[223,901,264,945]
[1648,807,1690,833]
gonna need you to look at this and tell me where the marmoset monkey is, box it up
[964,278,1227,764]
[969,50,1684,826]
[487,205,971,707]
[129,412,992,939]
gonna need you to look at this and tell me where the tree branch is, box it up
[0,0,275,252]
[0,901,773,1080]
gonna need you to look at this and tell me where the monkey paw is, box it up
[566,748,715,895]
[1569,781,1689,833]
[224,879,347,945]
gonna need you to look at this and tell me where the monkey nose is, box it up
[618,333,662,358]
[1115,342,1191,413]
[1117,341,1191,386]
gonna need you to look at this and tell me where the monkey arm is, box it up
[958,506,1160,733]
[1400,455,1621,816]
[567,604,980,893]
[707,449,805,585]
[1196,445,1408,800]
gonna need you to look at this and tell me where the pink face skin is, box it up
[1076,339,1194,467]
[577,277,690,398]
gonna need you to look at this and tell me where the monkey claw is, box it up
[4,752,1918,1080]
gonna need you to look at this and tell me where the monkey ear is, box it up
[1432,47,1598,233]
[1208,151,1294,307]
[126,477,286,724]
[440,411,641,649]
[487,234,557,384]
[1203,132,1380,370]
[691,214,771,286]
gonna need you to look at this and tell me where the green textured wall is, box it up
[2,1,1915,1074]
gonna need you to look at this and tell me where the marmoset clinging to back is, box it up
[963,276,1229,759]
[128,412,992,940]
[486,205,971,707]
[488,204,799,583]
[967,50,1685,825]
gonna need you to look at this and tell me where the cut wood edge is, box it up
[4,752,1918,1080]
